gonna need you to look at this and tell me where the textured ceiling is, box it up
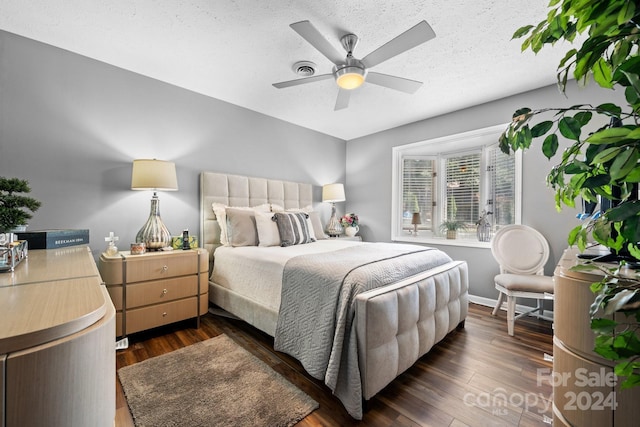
[0,0,571,140]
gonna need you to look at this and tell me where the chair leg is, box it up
[492,291,505,316]
[538,299,544,317]
[507,296,516,336]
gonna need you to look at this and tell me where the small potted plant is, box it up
[439,220,467,240]
[0,177,41,240]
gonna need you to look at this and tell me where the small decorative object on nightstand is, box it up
[323,183,346,237]
[104,231,119,256]
[340,213,359,237]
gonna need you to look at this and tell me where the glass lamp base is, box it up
[326,203,343,237]
[136,196,171,250]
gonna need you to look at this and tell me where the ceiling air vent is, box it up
[292,61,316,77]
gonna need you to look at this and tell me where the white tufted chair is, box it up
[490,225,554,336]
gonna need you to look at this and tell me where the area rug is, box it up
[118,334,318,427]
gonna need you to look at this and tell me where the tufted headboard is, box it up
[200,172,313,267]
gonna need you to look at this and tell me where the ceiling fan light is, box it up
[335,66,366,90]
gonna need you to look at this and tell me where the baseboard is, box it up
[468,294,555,319]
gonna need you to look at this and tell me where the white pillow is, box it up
[255,211,280,247]
[212,203,270,246]
[212,203,230,246]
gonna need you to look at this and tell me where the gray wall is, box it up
[1,29,628,303]
[0,30,345,259]
[345,83,628,300]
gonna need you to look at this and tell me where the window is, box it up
[392,124,521,246]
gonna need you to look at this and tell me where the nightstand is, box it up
[98,248,208,337]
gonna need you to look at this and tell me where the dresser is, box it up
[0,246,115,427]
[553,248,640,426]
[98,248,209,337]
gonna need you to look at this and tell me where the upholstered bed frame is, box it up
[200,171,469,401]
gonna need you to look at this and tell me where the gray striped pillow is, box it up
[272,212,316,246]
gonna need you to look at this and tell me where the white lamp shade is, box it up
[322,183,345,203]
[131,159,178,191]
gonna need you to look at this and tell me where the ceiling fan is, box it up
[272,20,436,110]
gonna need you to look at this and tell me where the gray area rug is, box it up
[118,334,319,427]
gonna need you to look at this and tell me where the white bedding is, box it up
[210,239,364,311]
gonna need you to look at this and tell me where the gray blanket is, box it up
[274,242,452,419]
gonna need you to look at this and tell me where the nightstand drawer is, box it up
[127,276,198,308]
[126,297,198,334]
[125,253,198,282]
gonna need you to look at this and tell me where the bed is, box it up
[200,171,469,419]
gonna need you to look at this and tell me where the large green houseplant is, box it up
[499,0,640,388]
[0,177,41,235]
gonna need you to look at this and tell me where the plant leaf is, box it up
[610,148,640,180]
[582,174,611,189]
[606,201,640,221]
[542,134,559,159]
[624,167,640,183]
[531,120,553,137]
[596,103,622,117]
[591,146,623,164]
[558,116,581,140]
[591,318,618,334]
[593,57,613,88]
[586,127,631,144]
[513,25,534,39]
[574,111,592,126]
[618,1,636,25]
[603,289,638,314]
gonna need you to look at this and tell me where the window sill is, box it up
[393,235,492,249]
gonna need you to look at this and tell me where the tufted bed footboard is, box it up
[356,260,468,400]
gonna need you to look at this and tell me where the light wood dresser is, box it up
[98,248,208,337]
[0,245,115,427]
[553,247,640,426]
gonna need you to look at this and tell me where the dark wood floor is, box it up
[115,303,554,426]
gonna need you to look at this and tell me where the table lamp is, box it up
[131,159,178,250]
[411,212,422,235]
[322,183,345,237]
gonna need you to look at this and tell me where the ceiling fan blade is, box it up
[361,21,436,68]
[272,73,333,89]
[366,72,423,94]
[290,20,345,65]
[334,89,351,110]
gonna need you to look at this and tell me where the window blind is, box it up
[402,158,434,230]
[444,153,481,225]
[488,145,516,226]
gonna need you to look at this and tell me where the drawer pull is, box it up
[162,312,167,317]
[162,265,169,272]
[162,288,168,295]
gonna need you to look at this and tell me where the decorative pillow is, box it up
[226,208,258,247]
[272,212,315,246]
[212,203,270,246]
[286,207,326,240]
[308,211,327,240]
[255,211,280,247]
